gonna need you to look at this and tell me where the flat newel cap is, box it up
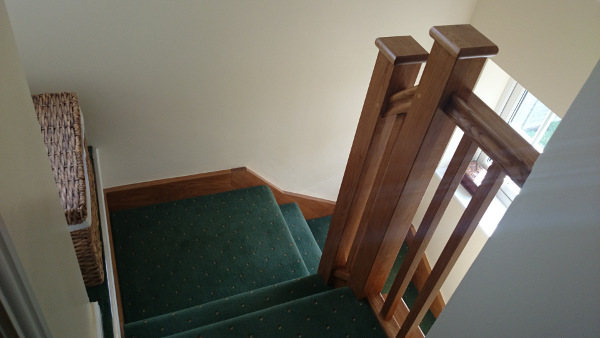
[430,24,499,59]
[375,36,429,65]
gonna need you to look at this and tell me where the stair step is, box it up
[167,286,386,338]
[306,215,437,334]
[306,215,332,251]
[280,203,322,274]
[110,185,309,323]
[124,274,329,337]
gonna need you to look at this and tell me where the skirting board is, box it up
[104,167,336,220]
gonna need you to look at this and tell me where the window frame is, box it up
[462,80,560,205]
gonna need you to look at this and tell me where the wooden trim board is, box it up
[103,192,125,337]
[231,168,336,220]
[105,167,335,220]
[104,169,234,212]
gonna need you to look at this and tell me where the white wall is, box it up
[470,0,600,118]
[0,1,95,336]
[427,59,600,337]
[4,0,479,200]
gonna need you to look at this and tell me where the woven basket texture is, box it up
[71,142,104,286]
[32,92,87,225]
[32,92,104,287]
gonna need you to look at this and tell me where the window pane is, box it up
[509,91,552,140]
[536,114,561,149]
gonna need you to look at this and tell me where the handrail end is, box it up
[375,36,429,65]
[430,24,499,59]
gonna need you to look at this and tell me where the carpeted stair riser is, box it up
[124,274,330,337]
[167,286,386,338]
[280,203,322,274]
[306,215,331,251]
[111,186,309,323]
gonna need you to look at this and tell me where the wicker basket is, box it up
[32,92,104,287]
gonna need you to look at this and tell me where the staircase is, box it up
[108,25,538,337]
[111,185,392,337]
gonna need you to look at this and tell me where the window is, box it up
[497,82,561,152]
[464,80,562,204]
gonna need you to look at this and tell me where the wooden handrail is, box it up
[378,79,541,336]
[317,25,542,338]
[446,90,540,187]
[381,84,539,328]
[383,89,539,335]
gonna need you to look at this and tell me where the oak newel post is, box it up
[318,36,428,284]
[347,25,498,299]
[318,24,501,337]
[316,23,545,337]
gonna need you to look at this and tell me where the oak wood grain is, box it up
[345,113,406,269]
[429,25,498,59]
[231,168,335,220]
[404,226,445,318]
[105,169,234,211]
[318,36,428,284]
[105,167,335,219]
[397,164,506,337]
[382,135,476,320]
[446,90,540,187]
[102,192,125,337]
[376,37,430,65]
[369,293,424,338]
[383,86,417,117]
[348,24,496,300]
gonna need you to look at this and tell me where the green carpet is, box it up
[306,215,331,251]
[111,184,436,337]
[308,216,437,334]
[382,243,436,334]
[124,274,330,337]
[280,203,322,274]
[111,185,309,323]
[167,286,386,338]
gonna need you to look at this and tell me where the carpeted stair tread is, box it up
[280,203,322,274]
[167,286,386,338]
[308,215,436,334]
[110,185,309,323]
[306,215,331,251]
[124,274,330,337]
